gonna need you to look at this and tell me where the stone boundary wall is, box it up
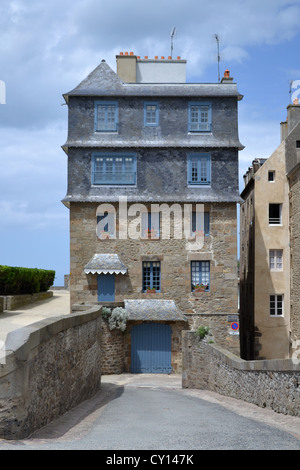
[0,291,53,311]
[182,331,300,417]
[0,305,102,439]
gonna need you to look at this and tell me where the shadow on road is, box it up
[29,382,124,441]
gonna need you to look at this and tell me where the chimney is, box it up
[287,99,300,134]
[116,52,137,83]
[280,120,288,142]
[221,69,233,83]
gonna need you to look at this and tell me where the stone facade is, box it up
[288,166,300,347]
[63,55,243,371]
[285,106,300,354]
[69,200,239,352]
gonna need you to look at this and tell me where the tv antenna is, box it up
[170,27,176,58]
[215,34,220,82]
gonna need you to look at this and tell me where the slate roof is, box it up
[84,254,127,274]
[63,60,243,100]
[124,299,188,322]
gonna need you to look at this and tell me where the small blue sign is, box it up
[231,322,239,331]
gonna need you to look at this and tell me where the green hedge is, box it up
[0,265,55,295]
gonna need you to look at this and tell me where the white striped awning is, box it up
[84,254,127,275]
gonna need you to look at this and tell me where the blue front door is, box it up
[97,274,115,301]
[131,323,172,373]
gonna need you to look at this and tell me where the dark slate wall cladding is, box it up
[66,96,239,145]
[65,147,239,203]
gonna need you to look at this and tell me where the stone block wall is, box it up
[0,306,102,439]
[69,200,239,353]
[289,167,300,350]
[0,291,53,311]
[182,331,300,417]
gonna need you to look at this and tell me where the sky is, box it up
[0,0,300,286]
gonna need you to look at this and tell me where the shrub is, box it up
[101,306,129,332]
[0,265,55,295]
[195,325,210,340]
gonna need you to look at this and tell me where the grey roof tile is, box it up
[124,299,187,321]
[84,253,127,274]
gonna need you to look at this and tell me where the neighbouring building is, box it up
[284,100,300,357]
[62,52,243,373]
[240,99,300,360]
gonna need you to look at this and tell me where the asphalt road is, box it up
[0,374,300,451]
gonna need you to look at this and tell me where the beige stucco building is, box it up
[240,100,300,360]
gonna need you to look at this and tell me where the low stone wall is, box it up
[0,305,102,439]
[0,291,53,311]
[182,331,300,417]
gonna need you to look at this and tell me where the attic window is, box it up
[296,141,300,148]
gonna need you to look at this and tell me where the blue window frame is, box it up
[142,211,160,238]
[191,261,210,291]
[143,261,161,292]
[92,153,137,185]
[94,101,118,131]
[188,153,211,185]
[192,211,210,236]
[144,102,159,126]
[97,212,115,237]
[188,102,212,132]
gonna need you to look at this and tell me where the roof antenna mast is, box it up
[170,27,176,58]
[215,34,220,82]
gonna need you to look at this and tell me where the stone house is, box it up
[62,53,243,373]
[240,100,300,360]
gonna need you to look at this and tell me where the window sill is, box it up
[94,130,118,134]
[188,184,211,189]
[91,184,137,188]
[140,237,160,241]
[188,131,212,135]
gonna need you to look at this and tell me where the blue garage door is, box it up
[131,323,172,374]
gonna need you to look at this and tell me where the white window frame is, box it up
[269,249,283,271]
[270,294,284,317]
